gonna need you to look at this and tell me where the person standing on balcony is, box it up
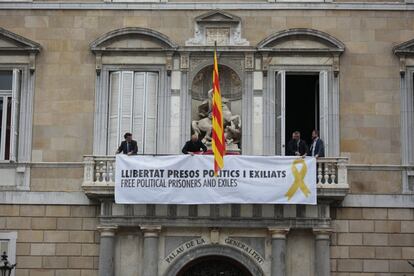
[116,132,138,155]
[182,134,207,155]
[308,129,325,158]
[286,131,308,157]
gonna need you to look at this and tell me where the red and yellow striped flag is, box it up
[212,45,225,175]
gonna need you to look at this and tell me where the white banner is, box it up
[115,155,316,205]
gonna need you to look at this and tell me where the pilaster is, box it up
[313,228,332,276]
[141,225,161,276]
[97,225,118,276]
[268,227,289,276]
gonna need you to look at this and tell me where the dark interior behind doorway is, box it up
[285,74,320,146]
[177,255,252,276]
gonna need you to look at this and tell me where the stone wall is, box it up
[0,6,414,276]
[331,207,414,274]
[30,167,84,192]
[4,204,414,275]
[0,9,412,164]
[0,204,99,276]
[0,9,412,192]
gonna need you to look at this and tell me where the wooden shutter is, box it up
[276,71,286,155]
[144,72,158,154]
[108,72,121,154]
[319,70,329,155]
[119,71,134,138]
[109,71,158,155]
[10,69,20,162]
[132,72,145,155]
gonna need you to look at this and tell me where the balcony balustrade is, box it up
[82,155,349,201]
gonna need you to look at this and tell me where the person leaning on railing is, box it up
[116,132,138,156]
[182,134,207,156]
[286,131,308,158]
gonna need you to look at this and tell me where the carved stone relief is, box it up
[185,11,249,47]
[191,65,242,152]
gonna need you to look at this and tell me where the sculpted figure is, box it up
[191,89,241,151]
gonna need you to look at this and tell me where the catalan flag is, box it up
[212,43,225,175]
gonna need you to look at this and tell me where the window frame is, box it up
[93,64,169,156]
[402,67,414,165]
[0,65,32,163]
[107,70,160,155]
[401,67,414,193]
[0,64,34,191]
[0,69,20,162]
[265,65,339,157]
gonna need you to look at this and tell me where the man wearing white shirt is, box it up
[309,129,325,158]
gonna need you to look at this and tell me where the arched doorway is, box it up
[163,245,264,276]
[177,255,252,276]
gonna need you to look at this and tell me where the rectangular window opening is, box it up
[0,71,12,91]
[108,71,159,155]
[0,69,18,161]
[276,71,327,156]
[285,73,320,146]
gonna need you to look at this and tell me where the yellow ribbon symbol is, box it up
[285,159,311,200]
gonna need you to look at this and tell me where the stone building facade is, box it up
[0,1,413,276]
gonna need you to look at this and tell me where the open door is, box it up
[278,71,327,156]
[275,71,285,155]
[10,69,20,162]
[319,70,329,155]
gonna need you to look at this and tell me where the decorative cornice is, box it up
[393,38,414,56]
[313,228,332,240]
[97,225,118,236]
[257,28,345,55]
[268,227,290,239]
[195,10,241,23]
[140,225,161,237]
[90,27,178,53]
[0,2,414,11]
[0,27,41,53]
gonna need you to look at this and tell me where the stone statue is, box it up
[192,89,241,151]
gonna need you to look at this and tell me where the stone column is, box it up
[313,228,332,276]
[268,227,289,276]
[97,225,117,276]
[142,225,161,276]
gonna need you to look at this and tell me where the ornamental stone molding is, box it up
[257,28,345,54]
[90,27,178,52]
[90,27,178,73]
[257,28,345,76]
[0,27,41,53]
[393,38,414,76]
[0,27,41,72]
[163,244,264,276]
[186,10,249,46]
[393,38,414,56]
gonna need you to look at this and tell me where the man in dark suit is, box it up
[182,134,207,155]
[286,131,308,157]
[116,132,138,155]
[308,129,325,158]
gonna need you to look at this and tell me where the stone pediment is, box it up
[393,38,414,56]
[195,10,241,24]
[90,27,178,53]
[0,27,41,53]
[257,28,344,55]
[186,10,249,46]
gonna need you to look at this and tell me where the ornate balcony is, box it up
[82,155,349,202]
